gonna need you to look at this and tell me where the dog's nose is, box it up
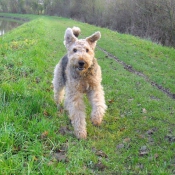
[78,60,85,67]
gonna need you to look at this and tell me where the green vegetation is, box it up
[0,13,175,174]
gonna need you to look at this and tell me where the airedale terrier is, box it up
[53,27,107,139]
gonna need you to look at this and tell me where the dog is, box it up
[52,27,107,139]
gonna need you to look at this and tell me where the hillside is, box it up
[0,13,175,174]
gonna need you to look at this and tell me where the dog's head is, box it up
[64,27,101,72]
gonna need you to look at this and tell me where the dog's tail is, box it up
[72,26,81,38]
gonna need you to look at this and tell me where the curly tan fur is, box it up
[53,27,107,139]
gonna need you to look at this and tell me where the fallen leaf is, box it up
[94,161,107,171]
[128,98,134,102]
[95,150,108,158]
[116,144,124,149]
[139,146,149,156]
[59,126,71,135]
[142,108,147,113]
[165,135,175,142]
[120,127,126,132]
[120,114,125,118]
[43,110,49,116]
[123,138,131,143]
[47,161,54,166]
[35,77,40,83]
[12,146,21,153]
[137,134,145,139]
[41,131,49,139]
[33,156,38,161]
[140,146,147,151]
[114,117,120,121]
[148,136,154,145]
[154,153,159,159]
[108,99,114,104]
[146,128,158,135]
[46,88,51,92]
[139,151,149,156]
[53,152,68,162]
[136,163,144,170]
[143,116,147,120]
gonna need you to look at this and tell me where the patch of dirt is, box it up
[139,146,149,157]
[90,148,108,171]
[50,143,69,163]
[58,126,72,135]
[94,161,107,171]
[52,151,68,162]
[97,46,175,100]
[94,149,108,158]
[116,143,124,150]
[146,127,158,135]
[165,135,175,142]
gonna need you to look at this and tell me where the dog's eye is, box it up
[86,48,89,53]
[73,48,77,53]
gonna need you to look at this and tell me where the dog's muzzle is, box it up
[78,60,85,71]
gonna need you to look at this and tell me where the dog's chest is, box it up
[77,77,98,93]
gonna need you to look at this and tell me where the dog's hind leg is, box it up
[53,63,65,107]
[53,55,68,107]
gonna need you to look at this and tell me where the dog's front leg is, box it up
[64,88,87,139]
[88,86,107,126]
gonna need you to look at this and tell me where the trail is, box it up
[97,46,175,100]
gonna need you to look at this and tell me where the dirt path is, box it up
[97,46,175,100]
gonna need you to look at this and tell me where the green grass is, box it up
[0,13,175,174]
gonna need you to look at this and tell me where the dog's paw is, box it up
[91,116,102,126]
[75,130,87,139]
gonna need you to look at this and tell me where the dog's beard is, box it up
[75,63,88,72]
[77,64,86,71]
[77,67,85,71]
[76,66,86,72]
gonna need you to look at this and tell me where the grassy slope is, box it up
[0,13,175,174]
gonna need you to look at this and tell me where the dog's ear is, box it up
[72,26,81,38]
[86,31,101,49]
[64,28,77,48]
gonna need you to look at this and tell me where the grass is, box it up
[0,13,175,174]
